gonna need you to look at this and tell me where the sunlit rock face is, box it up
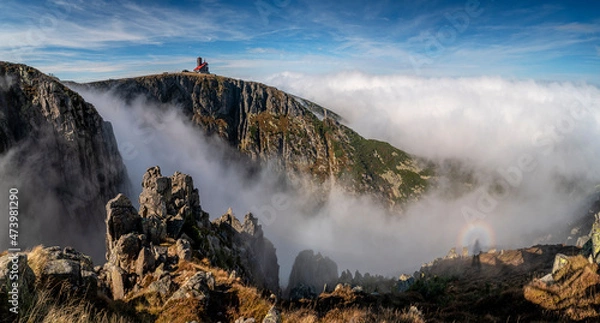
[85,73,432,209]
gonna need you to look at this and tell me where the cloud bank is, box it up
[268,72,600,254]
[72,74,600,285]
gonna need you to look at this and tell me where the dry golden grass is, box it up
[282,305,426,323]
[321,307,366,323]
[19,287,129,323]
[397,305,426,323]
[231,283,271,320]
[155,298,204,323]
[15,248,427,323]
[26,245,49,281]
[283,308,319,323]
[128,257,271,322]
[175,257,232,284]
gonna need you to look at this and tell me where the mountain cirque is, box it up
[4,63,600,322]
[81,72,432,208]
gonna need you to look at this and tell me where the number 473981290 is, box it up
[9,188,19,247]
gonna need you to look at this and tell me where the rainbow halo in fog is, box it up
[458,221,496,253]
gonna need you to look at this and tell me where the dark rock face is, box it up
[0,62,128,259]
[84,73,431,207]
[337,268,398,294]
[212,210,280,293]
[287,250,338,299]
[106,194,142,251]
[101,166,279,300]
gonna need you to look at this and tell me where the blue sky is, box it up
[1,0,599,83]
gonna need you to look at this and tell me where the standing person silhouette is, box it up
[472,239,481,271]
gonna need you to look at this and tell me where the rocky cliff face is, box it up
[83,73,431,207]
[286,249,338,299]
[0,62,128,258]
[101,166,279,298]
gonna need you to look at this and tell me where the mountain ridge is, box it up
[78,72,432,208]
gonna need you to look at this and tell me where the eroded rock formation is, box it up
[287,250,338,300]
[101,166,279,301]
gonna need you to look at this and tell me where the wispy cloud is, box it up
[1,0,598,83]
[554,22,600,34]
[0,0,255,51]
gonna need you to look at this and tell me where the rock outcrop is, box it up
[584,212,600,263]
[101,166,279,301]
[82,73,431,207]
[0,245,100,320]
[287,250,338,300]
[337,268,398,294]
[212,209,280,294]
[524,254,600,321]
[0,163,281,322]
[522,212,600,320]
[0,62,128,260]
[39,246,98,295]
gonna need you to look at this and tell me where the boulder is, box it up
[214,208,244,233]
[136,247,156,277]
[106,194,142,260]
[39,246,98,296]
[590,212,600,263]
[262,305,282,323]
[242,213,262,237]
[176,239,192,262]
[577,235,590,248]
[551,254,570,277]
[169,271,215,302]
[43,259,81,285]
[110,233,142,273]
[106,264,128,300]
[146,275,175,306]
